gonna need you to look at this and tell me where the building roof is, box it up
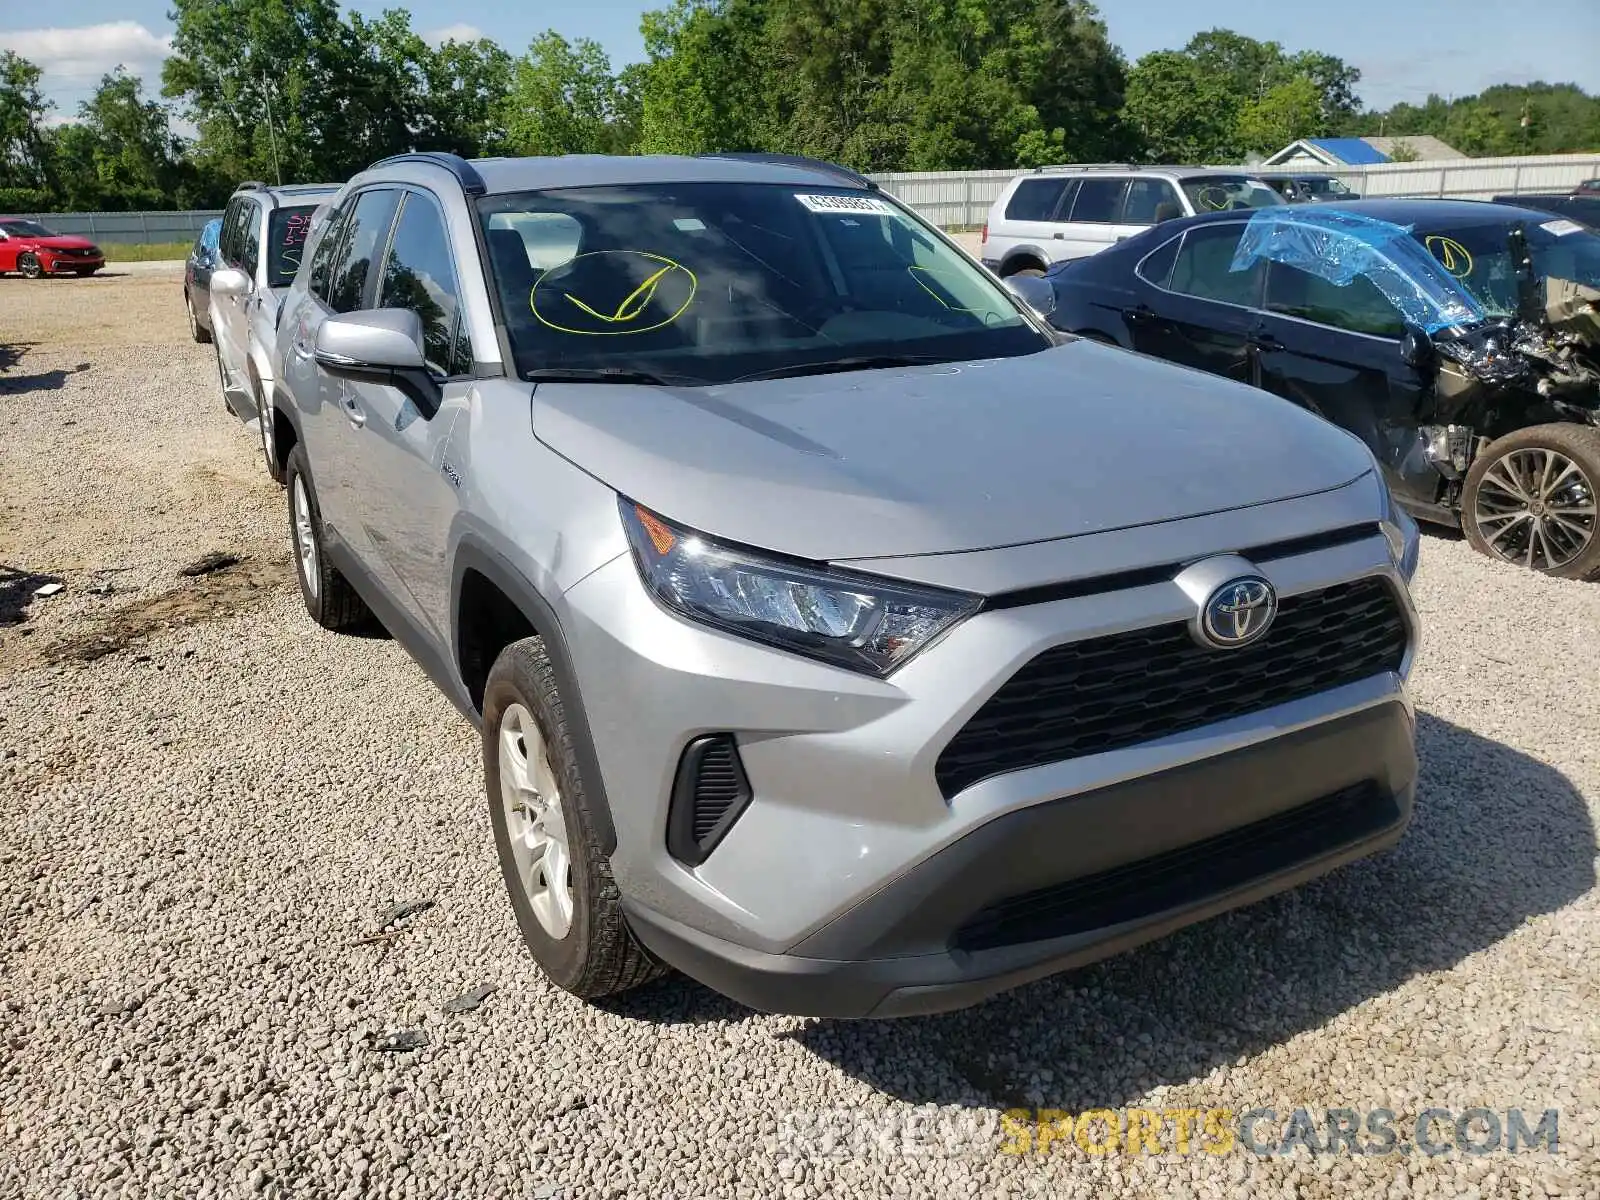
[1361,135,1465,161]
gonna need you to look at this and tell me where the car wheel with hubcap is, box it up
[1462,423,1600,579]
[483,636,664,1000]
[18,253,42,279]
[283,444,371,630]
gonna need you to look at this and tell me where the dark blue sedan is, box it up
[1020,199,1600,578]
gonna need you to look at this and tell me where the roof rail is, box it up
[368,151,486,196]
[697,152,877,190]
[235,180,268,192]
[1030,162,1138,173]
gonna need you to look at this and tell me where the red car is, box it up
[0,217,105,277]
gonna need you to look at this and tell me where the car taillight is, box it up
[980,222,988,244]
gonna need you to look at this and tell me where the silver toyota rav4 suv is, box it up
[270,150,1422,1019]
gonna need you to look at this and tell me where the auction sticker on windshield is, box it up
[795,193,895,216]
[1541,219,1585,237]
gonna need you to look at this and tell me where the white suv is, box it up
[207,181,340,481]
[979,165,1285,278]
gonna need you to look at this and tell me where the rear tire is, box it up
[1003,261,1047,279]
[18,253,41,279]
[1461,423,1600,579]
[249,366,284,484]
[283,445,371,630]
[483,636,664,1001]
[187,292,212,344]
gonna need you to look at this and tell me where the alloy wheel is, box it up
[292,475,319,600]
[18,253,41,279]
[1472,446,1597,572]
[498,702,574,940]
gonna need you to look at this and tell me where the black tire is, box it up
[187,290,212,344]
[483,637,664,1000]
[1461,423,1600,580]
[18,253,42,279]
[249,365,284,484]
[75,268,98,277]
[1003,262,1047,279]
[283,444,371,629]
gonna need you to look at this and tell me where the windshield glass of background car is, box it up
[267,205,319,287]
[0,220,56,237]
[1414,219,1600,316]
[1182,177,1285,212]
[476,182,1048,384]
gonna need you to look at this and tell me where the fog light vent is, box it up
[667,734,753,866]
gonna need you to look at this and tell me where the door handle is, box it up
[1123,304,1156,324]
[1052,232,1065,239]
[342,392,366,429]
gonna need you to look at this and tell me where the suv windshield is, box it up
[1303,177,1354,196]
[1413,216,1600,317]
[477,182,1048,385]
[267,204,319,287]
[0,219,57,238]
[1182,176,1284,213]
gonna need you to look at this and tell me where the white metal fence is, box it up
[16,152,1600,244]
[868,152,1600,228]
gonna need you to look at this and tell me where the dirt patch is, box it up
[35,553,292,666]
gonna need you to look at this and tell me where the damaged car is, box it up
[1019,199,1600,578]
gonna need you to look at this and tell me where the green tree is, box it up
[1235,76,1323,157]
[50,70,185,210]
[1121,50,1241,162]
[0,51,54,204]
[501,32,636,156]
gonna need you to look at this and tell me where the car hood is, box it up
[21,235,97,251]
[531,340,1376,561]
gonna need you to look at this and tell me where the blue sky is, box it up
[5,0,1599,121]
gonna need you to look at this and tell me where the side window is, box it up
[1122,179,1181,226]
[1069,178,1128,224]
[218,199,242,267]
[1004,179,1069,223]
[378,192,473,377]
[1137,236,1181,288]
[1265,263,1405,337]
[307,203,351,304]
[1167,224,1264,306]
[239,202,261,278]
[328,189,401,315]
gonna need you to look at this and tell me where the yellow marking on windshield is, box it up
[530,250,698,336]
[908,266,982,312]
[1425,235,1474,278]
[1197,187,1230,212]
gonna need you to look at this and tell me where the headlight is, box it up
[619,499,980,676]
[1381,488,1421,581]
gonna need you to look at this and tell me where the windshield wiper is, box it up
[732,354,952,383]
[523,367,696,386]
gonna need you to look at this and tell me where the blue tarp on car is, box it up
[1228,206,1486,334]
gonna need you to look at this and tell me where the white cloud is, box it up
[421,23,484,48]
[0,20,173,82]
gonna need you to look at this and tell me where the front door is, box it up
[214,197,260,418]
[338,190,473,643]
[1252,260,1438,509]
[1057,176,1130,262]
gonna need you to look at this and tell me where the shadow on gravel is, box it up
[0,342,90,395]
[0,564,64,625]
[786,711,1596,1110]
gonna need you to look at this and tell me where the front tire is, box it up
[18,253,42,279]
[483,637,663,1000]
[1462,423,1600,579]
[283,445,371,630]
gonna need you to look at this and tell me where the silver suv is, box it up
[207,180,341,481]
[270,151,1422,1018]
[981,165,1285,277]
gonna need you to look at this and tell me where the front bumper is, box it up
[42,254,104,273]
[625,701,1414,1017]
[560,520,1418,1017]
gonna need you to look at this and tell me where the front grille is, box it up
[953,782,1395,952]
[936,577,1407,796]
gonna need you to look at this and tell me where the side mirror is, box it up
[1399,323,1435,371]
[314,309,439,414]
[209,267,252,298]
[1003,274,1057,319]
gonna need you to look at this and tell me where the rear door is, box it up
[340,189,475,642]
[1057,177,1130,261]
[1253,260,1436,508]
[1132,221,1263,384]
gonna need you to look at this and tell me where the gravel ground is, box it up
[2,271,1598,1200]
